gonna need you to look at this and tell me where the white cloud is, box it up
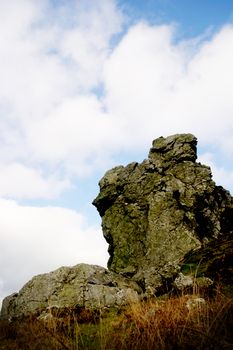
[0,198,108,304]
[0,0,123,121]
[0,163,70,199]
[58,0,124,89]
[26,95,123,176]
[198,153,233,193]
[0,0,63,119]
[0,0,124,198]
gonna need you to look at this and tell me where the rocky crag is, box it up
[93,133,233,294]
[1,133,233,319]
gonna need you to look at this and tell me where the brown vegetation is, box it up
[0,288,232,350]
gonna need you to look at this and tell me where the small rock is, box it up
[186,297,206,310]
[174,273,193,290]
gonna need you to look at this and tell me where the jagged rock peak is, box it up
[93,133,233,294]
[148,133,197,163]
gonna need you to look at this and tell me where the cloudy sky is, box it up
[1,0,233,305]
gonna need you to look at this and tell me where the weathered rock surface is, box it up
[1,264,140,319]
[93,133,233,293]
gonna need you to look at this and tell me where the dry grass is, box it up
[108,293,233,350]
[0,290,232,350]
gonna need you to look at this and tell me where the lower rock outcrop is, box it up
[1,264,140,319]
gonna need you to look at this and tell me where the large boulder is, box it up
[1,264,140,319]
[93,134,233,293]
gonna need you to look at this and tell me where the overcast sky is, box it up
[1,0,233,306]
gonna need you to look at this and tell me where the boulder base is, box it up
[1,264,140,319]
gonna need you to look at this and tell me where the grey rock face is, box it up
[93,133,233,293]
[1,264,140,319]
